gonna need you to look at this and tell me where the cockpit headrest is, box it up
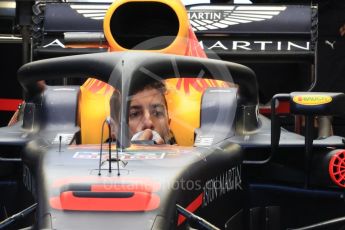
[165,78,230,146]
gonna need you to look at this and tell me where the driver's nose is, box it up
[142,110,154,130]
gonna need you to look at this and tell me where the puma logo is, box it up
[325,40,336,49]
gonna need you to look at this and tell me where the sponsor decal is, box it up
[43,39,65,48]
[73,151,166,160]
[188,5,286,31]
[42,38,310,52]
[41,39,310,52]
[202,165,242,206]
[66,4,286,32]
[293,95,332,106]
[69,3,286,28]
[200,40,310,52]
[325,40,336,50]
[70,4,109,20]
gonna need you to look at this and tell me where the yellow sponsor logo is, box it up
[293,95,332,106]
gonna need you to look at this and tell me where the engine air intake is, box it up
[110,2,179,50]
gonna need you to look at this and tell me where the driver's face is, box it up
[128,88,170,141]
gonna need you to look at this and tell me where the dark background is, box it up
[0,0,345,131]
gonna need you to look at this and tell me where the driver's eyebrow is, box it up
[129,105,142,110]
[150,104,165,110]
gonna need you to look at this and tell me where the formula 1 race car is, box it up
[1,0,345,230]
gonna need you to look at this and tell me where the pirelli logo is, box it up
[293,95,333,106]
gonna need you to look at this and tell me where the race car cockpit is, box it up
[18,50,257,147]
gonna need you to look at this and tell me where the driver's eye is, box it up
[151,109,165,118]
[129,110,142,119]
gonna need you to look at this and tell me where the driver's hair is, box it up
[130,80,167,99]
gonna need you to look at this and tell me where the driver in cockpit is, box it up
[111,80,175,145]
